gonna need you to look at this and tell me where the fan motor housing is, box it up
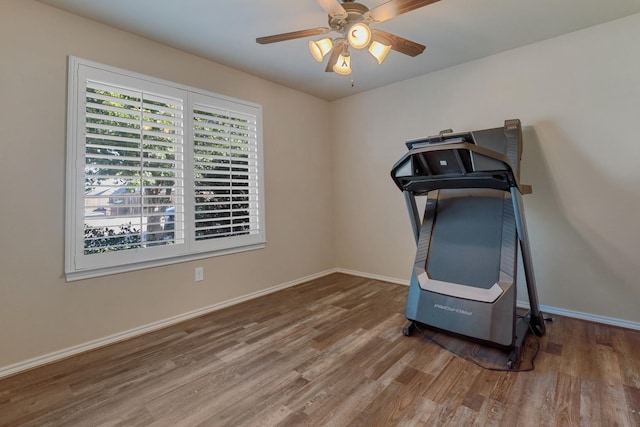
[329,1,369,29]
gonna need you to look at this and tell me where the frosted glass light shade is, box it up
[332,53,352,75]
[347,23,371,49]
[309,38,333,62]
[369,41,391,64]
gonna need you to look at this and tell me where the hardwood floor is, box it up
[1,273,639,426]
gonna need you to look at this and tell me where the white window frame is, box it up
[65,57,265,281]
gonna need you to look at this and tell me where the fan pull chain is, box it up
[350,62,356,87]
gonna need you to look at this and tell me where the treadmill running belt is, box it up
[427,190,504,290]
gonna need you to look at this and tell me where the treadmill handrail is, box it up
[390,141,526,194]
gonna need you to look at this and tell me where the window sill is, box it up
[65,242,266,282]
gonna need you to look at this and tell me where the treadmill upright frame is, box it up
[391,119,545,368]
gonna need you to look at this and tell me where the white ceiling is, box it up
[38,0,640,101]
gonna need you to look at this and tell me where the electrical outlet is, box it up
[195,267,204,282]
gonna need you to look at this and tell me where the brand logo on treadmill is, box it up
[434,304,472,316]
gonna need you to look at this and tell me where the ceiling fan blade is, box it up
[369,0,440,23]
[256,27,329,44]
[372,30,425,57]
[325,41,345,72]
[316,0,348,18]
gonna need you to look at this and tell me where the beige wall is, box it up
[2,0,639,373]
[0,0,334,368]
[331,13,640,323]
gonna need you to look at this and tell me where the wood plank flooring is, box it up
[1,273,639,426]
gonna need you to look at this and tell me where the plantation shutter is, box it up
[67,57,264,280]
[191,99,262,248]
[82,79,184,257]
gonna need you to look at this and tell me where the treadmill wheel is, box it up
[402,323,416,336]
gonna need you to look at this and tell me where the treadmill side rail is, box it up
[404,191,421,244]
[510,187,546,336]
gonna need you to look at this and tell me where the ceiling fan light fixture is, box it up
[332,51,352,75]
[347,22,371,49]
[308,38,333,62]
[368,41,391,64]
[256,0,434,78]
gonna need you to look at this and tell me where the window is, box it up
[66,57,265,280]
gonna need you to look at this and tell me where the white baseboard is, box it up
[334,268,411,286]
[516,300,640,331]
[0,269,337,379]
[3,268,638,379]
[338,268,640,331]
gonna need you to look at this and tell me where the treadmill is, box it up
[390,119,545,368]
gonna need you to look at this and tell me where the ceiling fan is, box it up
[256,0,440,76]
